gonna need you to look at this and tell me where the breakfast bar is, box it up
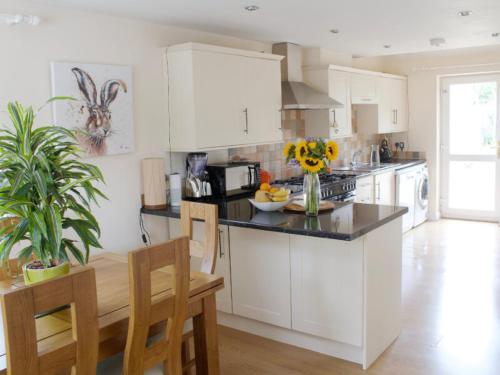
[143,199,408,369]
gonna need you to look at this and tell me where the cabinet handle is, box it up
[396,109,398,124]
[392,109,396,125]
[218,229,225,258]
[376,182,381,200]
[277,108,283,131]
[243,108,249,135]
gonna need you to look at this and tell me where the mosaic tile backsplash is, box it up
[228,110,422,181]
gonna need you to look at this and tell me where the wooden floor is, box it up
[217,219,500,375]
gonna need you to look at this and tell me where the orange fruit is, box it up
[269,187,279,193]
[260,182,271,191]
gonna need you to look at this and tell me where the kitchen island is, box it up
[143,199,408,369]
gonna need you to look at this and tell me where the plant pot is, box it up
[22,261,70,285]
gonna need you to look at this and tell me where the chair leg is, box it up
[182,340,191,375]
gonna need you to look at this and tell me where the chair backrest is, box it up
[123,236,190,375]
[1,267,98,375]
[180,201,218,274]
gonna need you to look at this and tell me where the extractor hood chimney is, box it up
[272,42,343,110]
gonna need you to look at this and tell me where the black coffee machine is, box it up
[379,138,392,162]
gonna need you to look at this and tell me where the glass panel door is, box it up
[441,75,500,222]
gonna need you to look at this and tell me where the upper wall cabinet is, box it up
[350,72,378,104]
[303,67,352,139]
[165,43,284,151]
[356,75,408,134]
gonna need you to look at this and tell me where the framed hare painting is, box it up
[51,62,134,157]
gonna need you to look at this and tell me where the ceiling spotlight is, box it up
[457,10,472,17]
[0,13,41,26]
[244,5,259,12]
[383,44,392,49]
[492,32,500,38]
[430,37,446,47]
[330,29,340,34]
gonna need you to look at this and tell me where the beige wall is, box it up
[0,0,270,252]
[354,45,500,220]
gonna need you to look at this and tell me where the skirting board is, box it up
[217,312,363,367]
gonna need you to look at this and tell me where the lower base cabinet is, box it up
[290,235,363,346]
[229,227,292,329]
[168,219,232,314]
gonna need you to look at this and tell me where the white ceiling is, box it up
[31,0,500,56]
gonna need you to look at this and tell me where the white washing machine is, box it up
[414,164,429,227]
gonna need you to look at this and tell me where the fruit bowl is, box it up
[248,198,291,212]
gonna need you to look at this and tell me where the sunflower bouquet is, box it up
[283,138,340,216]
[283,138,339,174]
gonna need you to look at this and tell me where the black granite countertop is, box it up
[142,197,408,241]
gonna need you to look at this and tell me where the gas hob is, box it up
[274,173,357,201]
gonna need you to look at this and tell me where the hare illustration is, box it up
[71,67,127,156]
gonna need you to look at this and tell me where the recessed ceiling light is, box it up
[383,44,392,49]
[457,10,472,17]
[430,37,446,47]
[492,32,500,38]
[330,29,340,34]
[244,5,259,12]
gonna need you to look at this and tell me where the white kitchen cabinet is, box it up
[246,57,283,144]
[356,75,408,134]
[374,170,396,206]
[303,67,352,138]
[355,175,375,204]
[229,227,291,328]
[290,234,363,346]
[168,218,233,314]
[165,43,283,151]
[350,72,378,104]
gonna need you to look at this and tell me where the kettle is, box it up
[379,138,392,162]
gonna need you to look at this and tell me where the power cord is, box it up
[139,211,151,246]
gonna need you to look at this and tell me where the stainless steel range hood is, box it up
[272,42,343,110]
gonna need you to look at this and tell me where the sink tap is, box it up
[351,150,363,167]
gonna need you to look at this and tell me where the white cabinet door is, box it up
[290,235,363,346]
[303,68,352,139]
[374,170,395,205]
[355,175,374,204]
[168,219,233,313]
[329,70,352,138]
[375,76,396,134]
[192,51,246,148]
[246,58,283,144]
[230,227,291,328]
[394,78,408,132]
[350,72,378,104]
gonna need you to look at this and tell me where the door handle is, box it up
[243,108,249,135]
[218,229,225,258]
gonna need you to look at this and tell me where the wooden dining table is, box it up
[0,252,224,374]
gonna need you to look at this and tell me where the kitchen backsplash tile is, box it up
[228,110,420,181]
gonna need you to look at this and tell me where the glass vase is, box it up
[303,173,320,216]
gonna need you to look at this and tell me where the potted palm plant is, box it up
[0,100,106,284]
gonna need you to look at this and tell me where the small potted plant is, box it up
[0,100,106,284]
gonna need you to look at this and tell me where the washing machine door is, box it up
[416,169,429,209]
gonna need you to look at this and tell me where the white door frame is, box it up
[440,74,500,222]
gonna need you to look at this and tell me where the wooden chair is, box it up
[179,200,219,374]
[180,200,219,274]
[0,267,99,375]
[123,236,190,375]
